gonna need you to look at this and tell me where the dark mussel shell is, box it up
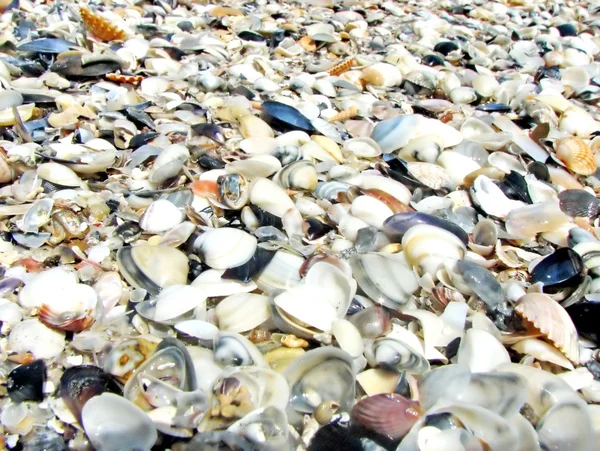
[124,107,156,130]
[528,161,550,181]
[566,297,600,345]
[59,365,122,423]
[50,55,122,78]
[308,421,397,451]
[383,212,469,245]
[129,132,159,149]
[421,54,445,67]
[17,38,76,54]
[377,156,426,192]
[558,189,600,219]
[530,247,584,288]
[475,103,512,113]
[248,204,284,229]
[222,246,276,283]
[433,40,460,56]
[198,151,226,170]
[497,171,532,204]
[556,23,578,37]
[261,101,316,134]
[7,359,46,403]
[191,123,225,145]
[1,57,46,76]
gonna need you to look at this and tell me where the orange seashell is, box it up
[190,180,219,198]
[298,36,317,52]
[7,352,36,364]
[80,7,126,42]
[515,292,579,362]
[361,188,413,214]
[327,57,355,76]
[328,105,359,123]
[38,304,95,332]
[105,73,143,84]
[554,137,596,176]
[352,393,423,440]
[208,6,244,17]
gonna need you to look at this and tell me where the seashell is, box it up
[515,293,579,362]
[455,259,505,308]
[80,7,126,42]
[365,337,430,374]
[402,224,466,278]
[512,338,574,370]
[559,107,599,138]
[262,101,315,134]
[153,285,207,323]
[352,393,422,440]
[214,332,267,368]
[449,87,477,104]
[254,249,304,294]
[19,198,54,233]
[505,200,570,240]
[82,393,157,451]
[239,115,274,139]
[327,57,355,76]
[37,162,83,188]
[331,319,363,358]
[472,74,499,98]
[530,247,584,288]
[7,360,46,403]
[406,161,455,191]
[457,328,510,373]
[383,211,468,245]
[117,245,188,295]
[216,173,249,209]
[249,177,296,217]
[350,253,419,308]
[398,135,443,164]
[215,293,271,333]
[328,106,359,124]
[139,199,184,233]
[350,195,393,229]
[436,151,481,186]
[554,137,596,176]
[359,175,411,205]
[537,402,595,451]
[471,175,525,220]
[193,227,257,270]
[277,160,318,191]
[361,63,403,88]
[418,364,472,410]
[60,365,121,423]
[342,137,382,158]
[8,319,65,360]
[283,347,355,422]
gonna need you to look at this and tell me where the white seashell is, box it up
[239,137,278,155]
[305,262,356,317]
[339,213,371,241]
[472,74,499,98]
[438,72,461,94]
[194,227,257,269]
[436,151,481,186]
[449,87,477,104]
[351,195,394,229]
[254,250,304,294]
[559,107,599,138]
[512,338,574,370]
[398,135,444,164]
[343,137,382,158]
[359,174,411,205]
[82,393,157,451]
[505,200,570,240]
[274,284,338,333]
[356,368,400,396]
[1,402,33,435]
[361,62,403,87]
[471,175,525,220]
[139,199,184,233]
[37,162,83,187]
[226,155,282,179]
[192,269,257,297]
[215,293,271,333]
[332,319,364,358]
[561,67,590,89]
[175,320,219,341]
[8,319,66,359]
[402,224,466,278]
[153,285,207,322]
[249,177,296,217]
[457,328,510,372]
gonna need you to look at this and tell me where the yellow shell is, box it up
[515,293,579,362]
[80,7,126,42]
[554,137,596,176]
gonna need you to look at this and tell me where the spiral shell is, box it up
[327,57,355,76]
[515,293,579,362]
[80,7,126,42]
[554,137,596,176]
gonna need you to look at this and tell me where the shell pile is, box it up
[2,0,600,450]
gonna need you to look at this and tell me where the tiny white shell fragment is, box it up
[332,319,364,357]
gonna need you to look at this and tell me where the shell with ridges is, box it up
[554,137,596,176]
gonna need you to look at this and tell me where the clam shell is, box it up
[249,177,296,217]
[554,137,596,176]
[351,393,422,440]
[515,293,579,362]
[215,293,271,333]
[117,245,189,295]
[153,285,207,322]
[193,227,257,270]
[139,199,184,233]
[37,162,83,187]
[276,160,318,191]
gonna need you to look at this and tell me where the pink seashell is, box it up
[351,393,422,439]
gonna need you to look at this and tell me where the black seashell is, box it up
[378,156,426,191]
[23,429,66,451]
[558,189,600,219]
[191,123,225,144]
[309,421,396,451]
[421,54,445,67]
[528,161,550,181]
[585,358,600,380]
[383,212,469,245]
[59,365,121,423]
[497,171,532,204]
[50,55,122,78]
[21,93,57,105]
[261,101,316,134]
[2,57,46,76]
[129,132,159,149]
[237,30,265,42]
[222,246,276,283]
[566,298,600,344]
[17,38,76,54]
[249,204,284,229]
[7,360,46,403]
[476,103,512,113]
[114,221,142,244]
[304,217,334,241]
[530,247,584,288]
[556,23,578,37]
[124,107,156,131]
[231,85,256,100]
[198,152,226,170]
[433,41,459,56]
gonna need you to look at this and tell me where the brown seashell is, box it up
[298,36,317,52]
[105,73,143,84]
[361,188,413,214]
[352,393,423,439]
[328,106,359,123]
[554,137,596,176]
[327,57,355,76]
[515,293,579,362]
[38,304,94,332]
[208,6,244,17]
[80,7,126,42]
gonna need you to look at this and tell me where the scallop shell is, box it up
[515,293,579,362]
[351,393,422,440]
[554,137,596,176]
